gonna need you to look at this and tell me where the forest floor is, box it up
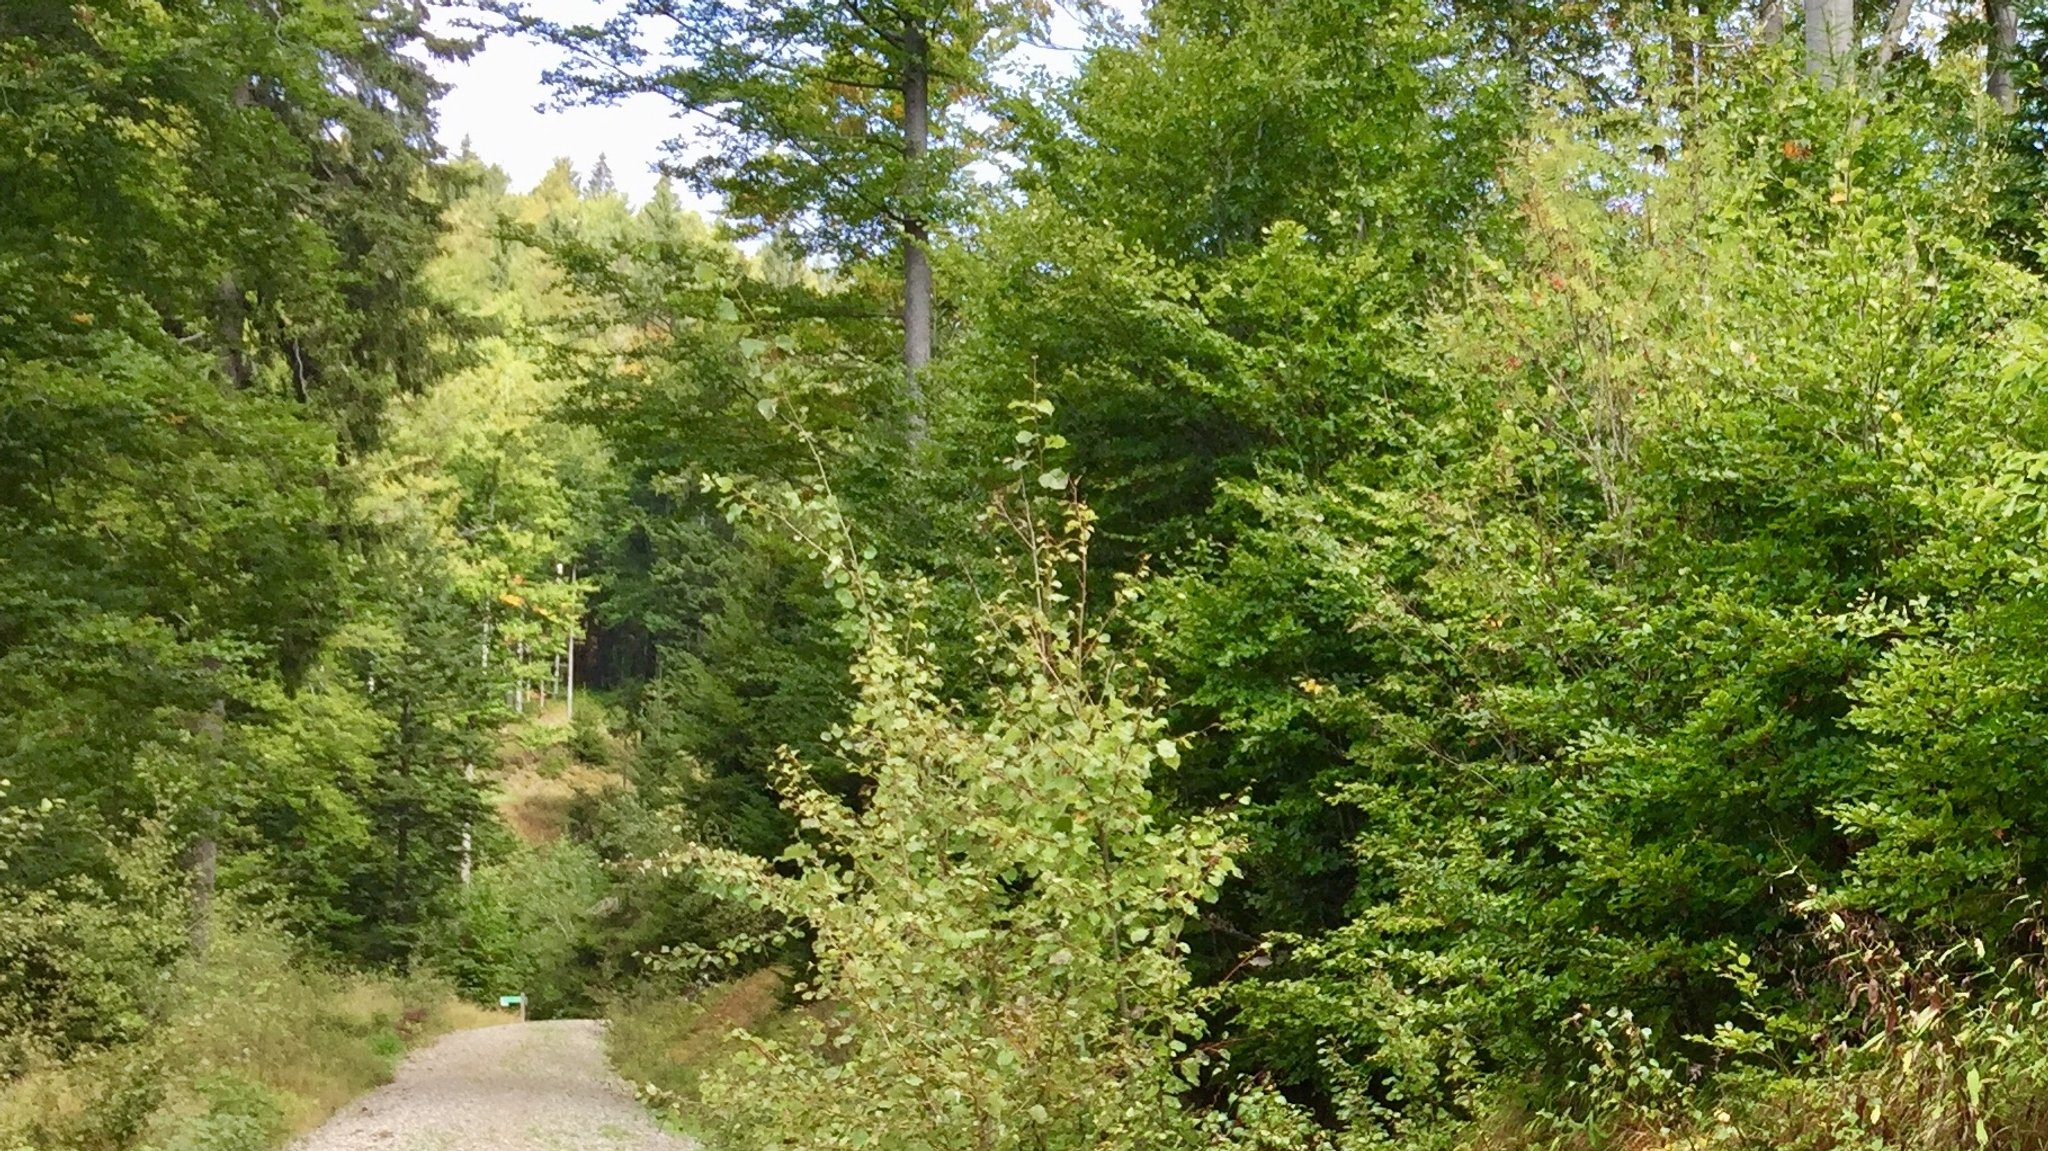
[287,1020,696,1151]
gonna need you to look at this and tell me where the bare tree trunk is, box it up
[460,763,475,886]
[904,237,932,411]
[1988,0,2018,109]
[1804,0,1854,86]
[1874,0,1915,73]
[901,14,932,440]
[565,573,575,723]
[188,697,225,959]
[393,696,413,967]
[1666,0,1699,105]
[214,77,255,392]
[214,275,249,389]
[1762,0,1785,43]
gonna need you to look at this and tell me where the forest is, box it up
[10,0,2048,1147]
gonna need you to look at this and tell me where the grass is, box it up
[0,926,508,1151]
[493,700,625,843]
[606,969,790,1140]
[495,760,625,843]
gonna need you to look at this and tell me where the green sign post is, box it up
[499,993,526,1022]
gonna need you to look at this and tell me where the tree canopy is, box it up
[16,0,2048,1148]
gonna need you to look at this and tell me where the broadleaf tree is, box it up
[484,0,1060,422]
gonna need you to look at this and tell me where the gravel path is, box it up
[290,1020,697,1151]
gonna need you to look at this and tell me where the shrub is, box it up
[156,1074,283,1151]
[677,463,1242,1151]
[1505,908,2048,1151]
[568,699,614,766]
[418,839,609,1017]
[0,817,187,1077]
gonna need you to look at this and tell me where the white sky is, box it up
[428,1,1139,211]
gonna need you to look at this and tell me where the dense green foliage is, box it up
[19,0,2048,1148]
[0,0,485,1071]
[679,469,1241,1150]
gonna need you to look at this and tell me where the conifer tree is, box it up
[588,152,619,197]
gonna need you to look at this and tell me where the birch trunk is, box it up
[188,697,225,959]
[1803,0,1854,86]
[902,15,932,439]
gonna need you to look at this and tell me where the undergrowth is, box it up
[0,923,501,1151]
[607,969,793,1139]
[1504,908,2048,1151]
[604,915,2048,1151]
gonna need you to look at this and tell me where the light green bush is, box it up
[418,839,609,1017]
[678,464,1244,1151]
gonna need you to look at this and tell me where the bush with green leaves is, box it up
[0,815,186,1076]
[676,459,1242,1151]
[1201,67,2048,1138]
[419,839,609,1017]
[568,699,614,766]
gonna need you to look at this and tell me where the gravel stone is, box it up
[288,1019,698,1151]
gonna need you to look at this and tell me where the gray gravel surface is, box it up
[289,1019,698,1151]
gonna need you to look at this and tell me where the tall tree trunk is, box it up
[214,274,250,389]
[1762,0,1785,43]
[188,696,225,959]
[1804,0,1854,86]
[1666,0,1699,105]
[1874,0,1915,73]
[901,14,932,439]
[565,575,575,723]
[1988,0,2018,109]
[214,75,255,391]
[393,696,413,967]
[460,762,475,886]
